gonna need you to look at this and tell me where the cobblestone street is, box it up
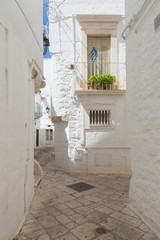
[15,147,158,240]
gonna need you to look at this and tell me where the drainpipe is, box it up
[122,0,148,39]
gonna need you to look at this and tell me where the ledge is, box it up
[76,14,123,23]
[75,89,126,96]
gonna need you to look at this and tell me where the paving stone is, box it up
[107,194,120,201]
[30,208,49,217]
[66,222,78,230]
[110,211,142,228]
[25,213,35,221]
[74,206,94,216]
[84,195,101,203]
[102,199,117,207]
[29,202,44,211]
[93,233,114,240]
[138,223,150,232]
[53,203,68,210]
[14,236,27,240]
[121,206,139,218]
[87,211,106,222]
[65,199,82,208]
[46,207,61,217]
[112,222,144,240]
[71,222,97,240]
[61,208,75,216]
[21,219,42,235]
[55,233,79,240]
[58,195,76,203]
[90,202,104,209]
[47,225,68,239]
[100,217,122,231]
[141,233,159,240]
[109,204,124,211]
[77,197,93,205]
[37,234,51,240]
[25,229,46,239]
[69,214,88,224]
[96,205,113,215]
[56,214,71,224]
[38,215,59,228]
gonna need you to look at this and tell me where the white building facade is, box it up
[49,0,131,174]
[125,0,160,237]
[0,1,44,239]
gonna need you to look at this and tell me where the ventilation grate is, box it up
[67,182,95,192]
[89,110,111,126]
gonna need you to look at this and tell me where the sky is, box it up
[43,0,51,58]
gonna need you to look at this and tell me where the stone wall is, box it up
[126,0,160,237]
[49,0,130,174]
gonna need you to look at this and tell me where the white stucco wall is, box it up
[0,1,43,239]
[126,0,160,237]
[49,0,130,174]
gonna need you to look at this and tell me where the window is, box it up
[87,36,111,79]
[75,14,124,90]
[46,129,53,141]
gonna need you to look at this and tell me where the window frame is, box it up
[76,14,122,86]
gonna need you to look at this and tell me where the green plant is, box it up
[97,75,103,84]
[88,75,97,85]
[104,74,116,84]
[88,74,116,86]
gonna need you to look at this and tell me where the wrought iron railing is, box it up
[75,62,126,90]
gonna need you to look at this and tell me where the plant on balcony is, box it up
[88,75,97,90]
[88,74,116,90]
[103,74,116,90]
[96,75,104,90]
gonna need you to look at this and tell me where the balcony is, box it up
[35,102,43,119]
[75,62,126,96]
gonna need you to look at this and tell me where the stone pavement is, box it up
[14,147,159,240]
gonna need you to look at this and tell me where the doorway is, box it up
[36,129,39,146]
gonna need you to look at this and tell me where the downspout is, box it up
[122,0,148,39]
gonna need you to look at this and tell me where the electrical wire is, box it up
[14,0,42,52]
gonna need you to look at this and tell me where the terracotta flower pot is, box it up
[106,84,113,90]
[97,84,103,90]
[70,64,75,69]
[88,84,95,90]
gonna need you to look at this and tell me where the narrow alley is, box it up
[14,147,158,240]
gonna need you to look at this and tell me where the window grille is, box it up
[89,110,111,126]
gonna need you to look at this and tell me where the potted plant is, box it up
[88,75,97,90]
[96,75,104,90]
[104,74,116,90]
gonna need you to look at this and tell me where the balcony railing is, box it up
[35,102,43,118]
[75,62,126,91]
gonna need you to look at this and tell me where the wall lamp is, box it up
[43,33,50,55]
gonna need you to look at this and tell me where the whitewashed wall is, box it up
[49,0,130,174]
[0,1,43,239]
[126,0,160,237]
